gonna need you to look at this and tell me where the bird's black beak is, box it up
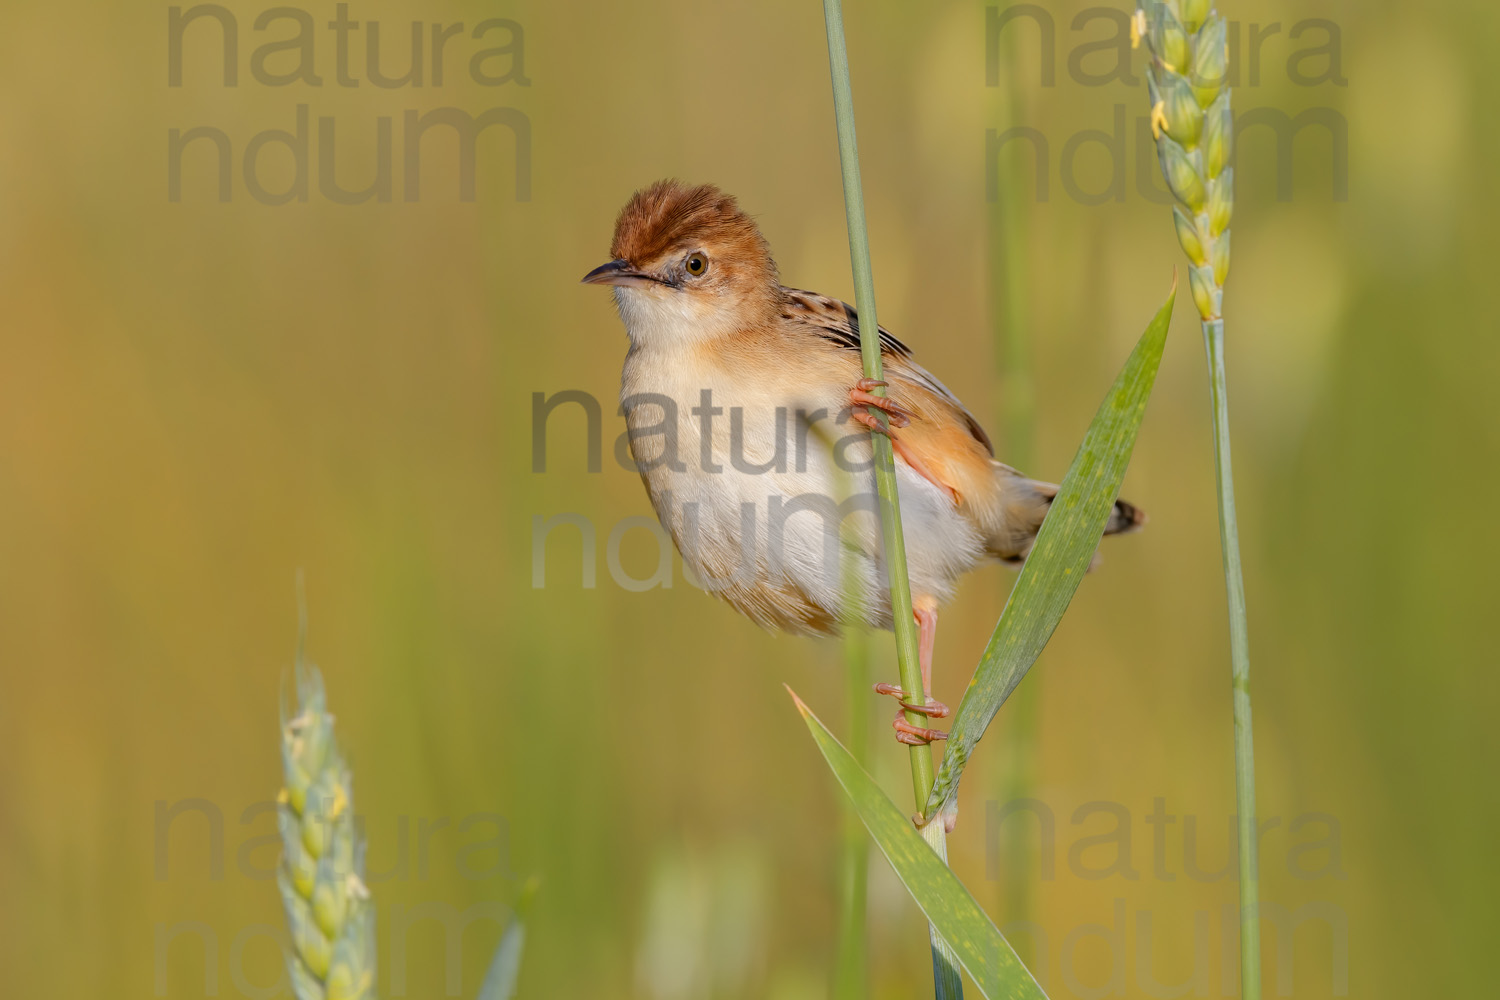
[580,259,657,288]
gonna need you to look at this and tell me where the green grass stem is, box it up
[1203,317,1261,997]
[819,1,962,995]
[986,10,1039,945]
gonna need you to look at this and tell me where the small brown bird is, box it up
[584,180,1143,744]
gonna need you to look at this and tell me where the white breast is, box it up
[619,335,984,634]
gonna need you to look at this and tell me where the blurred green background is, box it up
[2,0,1494,996]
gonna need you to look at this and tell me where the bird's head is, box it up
[582,180,781,347]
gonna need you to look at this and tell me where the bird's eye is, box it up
[684,252,708,276]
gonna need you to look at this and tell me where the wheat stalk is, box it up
[1136,4,1261,998]
[277,662,376,1000]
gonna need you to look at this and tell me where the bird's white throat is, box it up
[613,285,741,351]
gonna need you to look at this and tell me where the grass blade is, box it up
[477,923,524,1000]
[924,287,1175,821]
[788,689,1047,1000]
[477,877,538,1000]
[477,922,525,1000]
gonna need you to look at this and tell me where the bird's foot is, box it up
[873,682,951,718]
[847,379,912,430]
[847,383,961,505]
[874,683,951,745]
[892,709,949,745]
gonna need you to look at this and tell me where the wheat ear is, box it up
[278,663,376,1000]
[1135,0,1232,321]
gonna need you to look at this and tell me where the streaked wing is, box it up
[779,287,994,456]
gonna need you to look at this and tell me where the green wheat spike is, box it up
[1137,0,1233,321]
[278,662,376,1000]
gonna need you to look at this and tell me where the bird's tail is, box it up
[983,464,1147,566]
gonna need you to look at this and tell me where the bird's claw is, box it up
[893,712,949,745]
[873,683,951,719]
[847,381,913,429]
[876,683,951,744]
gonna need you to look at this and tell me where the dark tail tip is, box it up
[1107,498,1148,535]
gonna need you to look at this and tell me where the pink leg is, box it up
[915,601,948,713]
[874,597,951,745]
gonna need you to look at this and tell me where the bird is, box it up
[582,180,1144,745]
